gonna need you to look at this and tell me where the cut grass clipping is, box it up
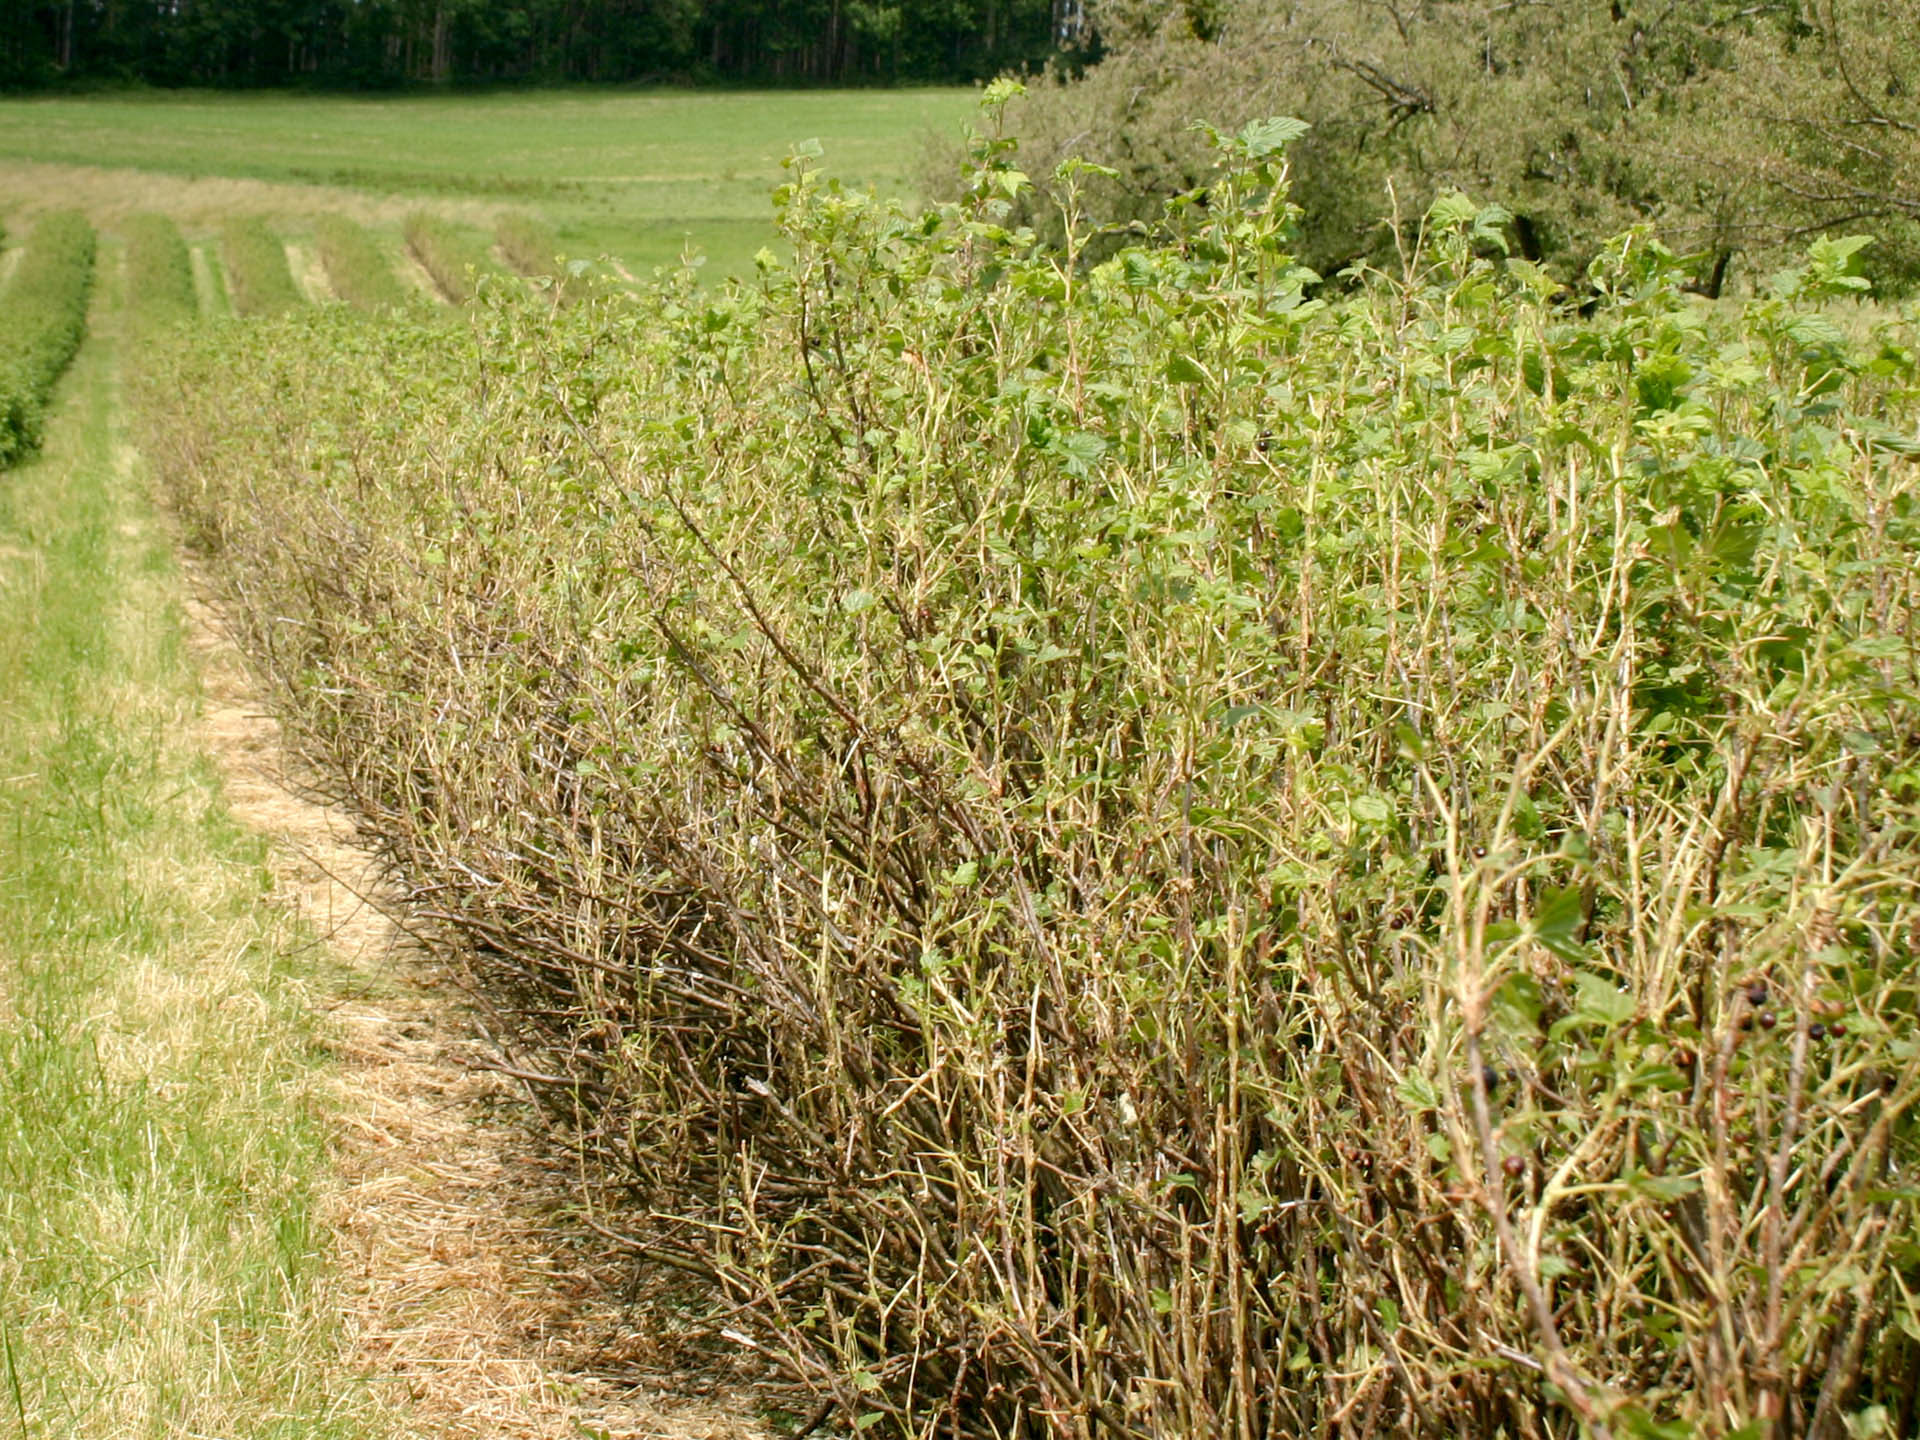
[402,211,501,305]
[121,214,196,329]
[0,210,94,467]
[150,122,1920,1437]
[314,213,412,314]
[0,268,388,1439]
[220,216,303,318]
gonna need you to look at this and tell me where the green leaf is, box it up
[1055,157,1121,182]
[1427,192,1479,230]
[1237,116,1310,156]
[1854,419,1920,457]
[1613,1403,1695,1440]
[1786,313,1847,349]
[1347,793,1393,827]
[1048,428,1108,475]
[1393,722,1427,761]
[1397,1071,1439,1111]
[1571,969,1635,1027]
[1530,886,1589,963]
[1491,974,1543,1036]
[1120,250,1157,289]
[1165,352,1209,386]
[1628,1170,1698,1201]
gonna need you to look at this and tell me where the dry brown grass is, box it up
[181,584,776,1440]
[286,240,335,306]
[1,158,508,235]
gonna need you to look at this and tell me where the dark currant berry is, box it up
[1809,1023,1827,1042]
[1502,1155,1525,1179]
[1739,1013,1754,1032]
[1472,845,1488,859]
[1481,1064,1502,1092]
[1747,981,1769,1007]
[1829,1020,1847,1038]
[1759,1011,1778,1031]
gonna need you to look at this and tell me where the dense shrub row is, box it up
[402,213,501,305]
[219,218,303,318]
[0,211,96,467]
[122,215,197,330]
[147,125,1920,1438]
[314,215,413,314]
[976,2,1920,294]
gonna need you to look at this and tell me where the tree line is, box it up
[0,0,1072,88]
[971,0,1920,293]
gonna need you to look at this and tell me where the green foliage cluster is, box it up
[402,212,501,305]
[313,214,412,314]
[0,210,94,467]
[219,217,303,318]
[146,119,1920,1438]
[977,0,1920,294]
[121,214,197,330]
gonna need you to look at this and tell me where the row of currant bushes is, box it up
[0,212,95,467]
[402,211,503,304]
[122,214,197,330]
[142,120,1920,1440]
[220,216,304,318]
[315,213,415,314]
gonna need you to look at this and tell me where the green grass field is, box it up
[0,88,975,276]
[0,244,393,1440]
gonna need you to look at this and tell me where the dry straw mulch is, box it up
[183,583,776,1440]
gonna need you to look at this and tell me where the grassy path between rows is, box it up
[0,264,390,1438]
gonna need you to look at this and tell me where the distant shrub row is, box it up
[122,214,197,330]
[148,126,1920,1439]
[495,211,559,280]
[314,214,412,314]
[402,213,500,305]
[220,217,302,318]
[0,211,96,468]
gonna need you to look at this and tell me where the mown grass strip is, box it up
[402,212,503,305]
[0,210,94,468]
[220,216,303,318]
[313,214,412,313]
[0,234,390,1440]
[189,243,231,319]
[121,214,197,329]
